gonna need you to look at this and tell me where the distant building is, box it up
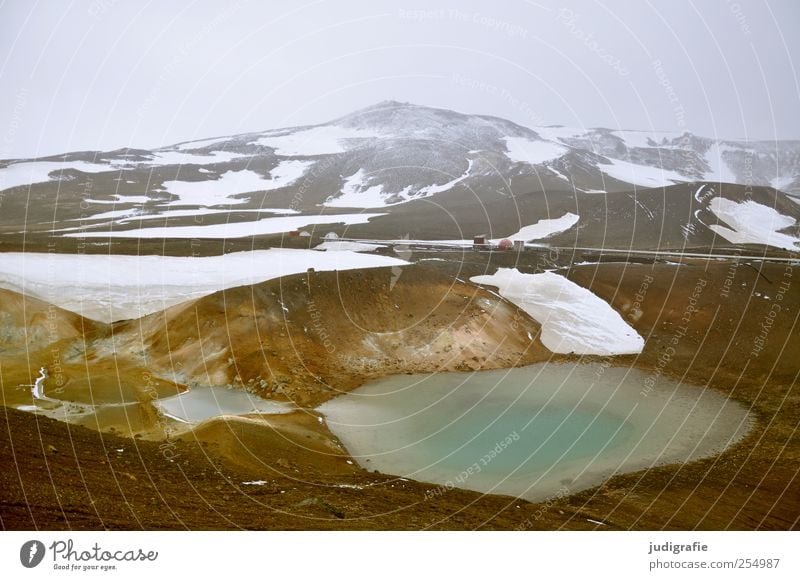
[497,238,513,251]
[513,239,525,251]
[473,234,487,249]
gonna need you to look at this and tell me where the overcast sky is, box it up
[1,0,798,158]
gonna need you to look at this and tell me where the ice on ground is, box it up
[68,207,143,222]
[0,248,409,323]
[263,159,313,189]
[0,160,120,191]
[83,195,155,204]
[611,130,679,149]
[161,162,311,206]
[154,386,293,423]
[771,175,796,192]
[502,213,579,241]
[324,169,388,208]
[416,160,473,198]
[503,137,567,165]
[470,268,644,355]
[704,143,738,184]
[325,159,478,209]
[144,150,248,166]
[314,240,385,252]
[707,197,800,251]
[175,137,232,150]
[375,212,577,247]
[255,125,380,156]
[66,207,298,229]
[116,207,299,223]
[65,213,386,239]
[532,125,586,142]
[600,158,690,188]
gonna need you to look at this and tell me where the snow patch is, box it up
[314,240,385,252]
[145,150,248,166]
[83,195,154,205]
[771,175,795,192]
[707,198,799,251]
[176,137,232,150]
[600,158,690,188]
[704,143,738,184]
[611,130,679,149]
[470,268,644,355]
[325,169,387,208]
[503,137,567,165]
[416,160,473,197]
[502,213,579,242]
[0,248,409,323]
[0,160,120,191]
[255,125,380,156]
[161,163,310,206]
[66,213,385,239]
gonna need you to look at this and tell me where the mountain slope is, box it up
[1,101,798,253]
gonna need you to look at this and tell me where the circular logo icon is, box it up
[20,540,46,568]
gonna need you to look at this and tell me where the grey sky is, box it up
[1,0,798,159]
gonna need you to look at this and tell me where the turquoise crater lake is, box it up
[318,363,751,502]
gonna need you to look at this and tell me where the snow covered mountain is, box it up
[0,101,798,247]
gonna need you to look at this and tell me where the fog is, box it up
[1,0,798,158]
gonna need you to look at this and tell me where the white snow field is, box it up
[704,143,738,184]
[255,125,380,156]
[64,213,386,239]
[377,212,579,246]
[503,137,568,164]
[324,160,474,209]
[324,169,389,208]
[599,158,691,189]
[708,198,800,251]
[144,150,248,166]
[175,137,232,151]
[0,249,409,323]
[502,212,579,241]
[0,160,120,191]
[314,240,385,252]
[161,162,311,206]
[470,268,644,355]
